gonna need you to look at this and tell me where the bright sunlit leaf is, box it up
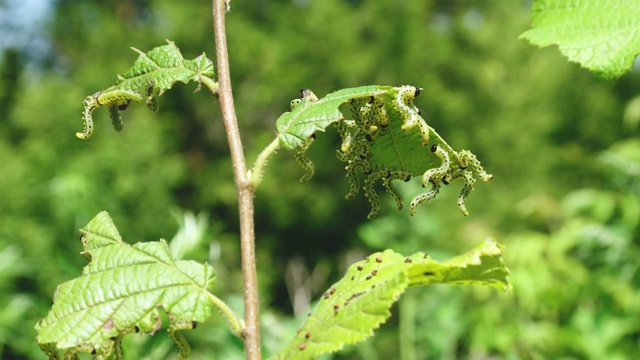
[520,0,640,78]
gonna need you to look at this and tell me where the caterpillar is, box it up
[76,88,142,139]
[38,342,59,360]
[145,80,159,112]
[395,85,430,145]
[291,89,320,182]
[169,320,196,360]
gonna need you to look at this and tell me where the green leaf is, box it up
[117,39,215,96]
[76,40,216,139]
[520,0,640,78]
[35,211,216,358]
[271,239,510,360]
[275,85,392,149]
[406,238,511,290]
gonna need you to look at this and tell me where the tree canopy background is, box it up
[1,0,639,359]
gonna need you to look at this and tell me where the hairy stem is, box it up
[212,1,261,359]
[208,293,245,337]
[251,137,280,187]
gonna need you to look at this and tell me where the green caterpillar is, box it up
[169,320,197,360]
[292,89,320,182]
[76,80,160,140]
[290,85,493,218]
[76,89,142,139]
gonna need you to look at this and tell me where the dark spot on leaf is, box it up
[375,256,382,263]
[299,343,307,351]
[405,257,412,263]
[423,272,435,276]
[357,265,364,271]
[305,332,311,339]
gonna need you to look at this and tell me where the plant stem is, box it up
[208,293,245,337]
[250,137,280,187]
[212,1,262,359]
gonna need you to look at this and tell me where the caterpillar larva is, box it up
[169,320,196,360]
[76,89,142,139]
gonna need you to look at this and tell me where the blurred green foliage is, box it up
[0,0,638,359]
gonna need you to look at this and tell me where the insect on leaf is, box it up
[76,40,216,139]
[271,239,510,360]
[276,85,393,150]
[280,85,492,218]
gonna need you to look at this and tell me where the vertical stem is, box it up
[212,1,261,359]
[399,292,417,360]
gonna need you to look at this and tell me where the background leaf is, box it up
[272,239,510,359]
[520,0,640,78]
[35,211,216,355]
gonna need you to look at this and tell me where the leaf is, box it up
[406,238,511,290]
[520,0,640,78]
[35,211,216,357]
[117,39,215,96]
[271,239,510,360]
[275,85,393,149]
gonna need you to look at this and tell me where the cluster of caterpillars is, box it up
[292,85,493,218]
[37,319,195,360]
[76,80,159,140]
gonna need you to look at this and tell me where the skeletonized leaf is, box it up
[520,0,640,78]
[272,239,510,360]
[35,211,216,355]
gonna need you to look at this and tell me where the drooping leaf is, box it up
[272,239,510,360]
[35,211,217,358]
[76,40,216,139]
[520,0,640,78]
[282,85,492,218]
[275,85,393,149]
